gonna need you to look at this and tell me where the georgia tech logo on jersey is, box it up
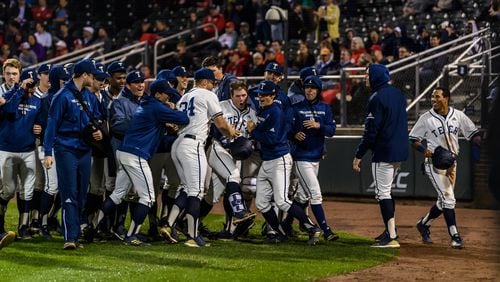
[18,104,37,115]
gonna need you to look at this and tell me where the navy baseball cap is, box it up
[265,62,283,75]
[49,65,70,83]
[21,69,39,82]
[126,70,145,84]
[303,75,322,91]
[107,61,127,74]
[255,80,277,95]
[172,66,188,77]
[299,66,318,80]
[63,63,74,77]
[194,68,215,81]
[73,58,98,75]
[37,63,52,74]
[157,69,176,81]
[150,79,178,96]
[95,63,110,81]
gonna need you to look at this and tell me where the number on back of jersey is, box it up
[179,97,195,116]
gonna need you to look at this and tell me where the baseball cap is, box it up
[172,66,188,77]
[299,66,318,80]
[255,80,277,95]
[303,75,322,91]
[107,61,127,74]
[20,42,30,50]
[95,63,110,81]
[21,69,39,83]
[194,68,215,81]
[49,65,70,83]
[126,70,145,84]
[157,69,176,81]
[394,26,402,33]
[83,26,94,34]
[150,79,178,96]
[265,62,283,75]
[73,58,98,75]
[225,21,235,29]
[37,63,52,74]
[63,63,75,77]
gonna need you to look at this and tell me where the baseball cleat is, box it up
[29,220,40,236]
[232,211,256,225]
[371,236,400,248]
[40,225,52,240]
[450,234,464,249]
[374,230,389,243]
[184,236,210,247]
[124,236,151,247]
[416,221,433,244]
[112,225,126,241]
[17,226,33,240]
[159,226,178,243]
[324,229,340,241]
[63,241,83,250]
[307,227,322,246]
[0,231,16,250]
[215,230,234,241]
[263,234,288,245]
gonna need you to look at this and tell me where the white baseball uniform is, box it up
[409,107,478,209]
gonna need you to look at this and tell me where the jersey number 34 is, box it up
[179,97,195,116]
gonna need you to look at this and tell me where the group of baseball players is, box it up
[0,54,480,251]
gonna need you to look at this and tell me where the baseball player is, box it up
[161,68,239,247]
[287,76,339,241]
[201,56,238,101]
[104,61,127,101]
[43,58,103,250]
[0,68,42,241]
[1,59,22,96]
[410,87,480,249]
[352,64,408,248]
[207,81,258,239]
[287,66,319,105]
[36,65,71,239]
[247,80,322,245]
[96,80,189,246]
[172,66,190,95]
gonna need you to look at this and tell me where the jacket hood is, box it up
[368,64,390,91]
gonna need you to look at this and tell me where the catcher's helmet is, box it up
[229,137,254,160]
[432,146,456,169]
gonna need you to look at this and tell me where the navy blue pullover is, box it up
[250,102,289,161]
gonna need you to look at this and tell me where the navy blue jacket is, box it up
[119,95,189,160]
[251,102,289,161]
[291,98,335,162]
[109,87,142,144]
[287,80,305,105]
[43,80,101,156]
[216,73,238,101]
[0,85,43,152]
[355,64,408,162]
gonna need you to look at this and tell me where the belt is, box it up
[184,134,197,140]
[58,132,81,138]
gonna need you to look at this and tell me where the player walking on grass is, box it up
[410,87,480,249]
[353,64,408,248]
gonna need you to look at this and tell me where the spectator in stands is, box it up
[476,0,500,23]
[316,0,341,44]
[4,21,24,52]
[9,0,33,26]
[53,0,69,24]
[186,11,203,43]
[82,26,95,47]
[380,22,398,60]
[315,46,339,75]
[32,0,53,23]
[140,65,152,79]
[54,40,68,57]
[439,21,458,43]
[164,41,195,72]
[415,24,430,52]
[55,22,73,51]
[288,3,305,41]
[365,30,381,51]
[419,33,448,87]
[218,21,238,49]
[73,38,83,50]
[236,39,251,68]
[339,47,355,68]
[292,41,315,72]
[432,0,458,12]
[398,45,412,59]
[27,34,46,62]
[403,0,433,17]
[394,26,415,57]
[341,28,354,51]
[254,40,267,55]
[224,50,246,76]
[18,42,38,67]
[95,27,112,53]
[271,40,285,67]
[34,22,52,50]
[202,4,225,37]
[350,37,367,65]
[155,19,172,38]
[248,52,266,77]
[372,48,390,65]
[0,44,17,66]
[238,22,256,50]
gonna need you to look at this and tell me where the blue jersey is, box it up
[109,87,142,141]
[0,85,43,152]
[291,99,336,161]
[215,73,238,101]
[355,64,409,162]
[119,95,189,160]
[250,102,289,161]
[43,80,101,156]
[287,80,305,105]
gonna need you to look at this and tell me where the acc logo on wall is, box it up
[367,171,410,192]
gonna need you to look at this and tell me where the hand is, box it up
[92,129,103,141]
[165,123,179,133]
[228,126,240,139]
[352,158,361,173]
[165,101,176,109]
[423,149,433,158]
[303,119,319,129]
[0,97,5,106]
[295,132,306,141]
[20,78,34,90]
[44,156,53,169]
[33,124,42,135]
[246,120,256,133]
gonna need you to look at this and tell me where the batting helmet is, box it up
[432,146,456,170]
[229,137,254,160]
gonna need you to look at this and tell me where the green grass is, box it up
[0,205,397,282]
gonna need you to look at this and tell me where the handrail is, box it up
[29,42,104,69]
[93,41,148,62]
[153,23,218,75]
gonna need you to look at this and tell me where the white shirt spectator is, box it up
[35,31,52,49]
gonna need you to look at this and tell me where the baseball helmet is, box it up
[229,137,254,160]
[432,146,456,170]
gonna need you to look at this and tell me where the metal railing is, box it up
[29,42,104,69]
[93,41,148,69]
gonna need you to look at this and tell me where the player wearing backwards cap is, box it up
[284,76,339,242]
[0,68,43,244]
[410,87,480,249]
[1,59,22,96]
[36,65,71,239]
[93,80,189,246]
[106,70,146,240]
[247,80,322,245]
[161,68,239,247]
[43,58,103,250]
